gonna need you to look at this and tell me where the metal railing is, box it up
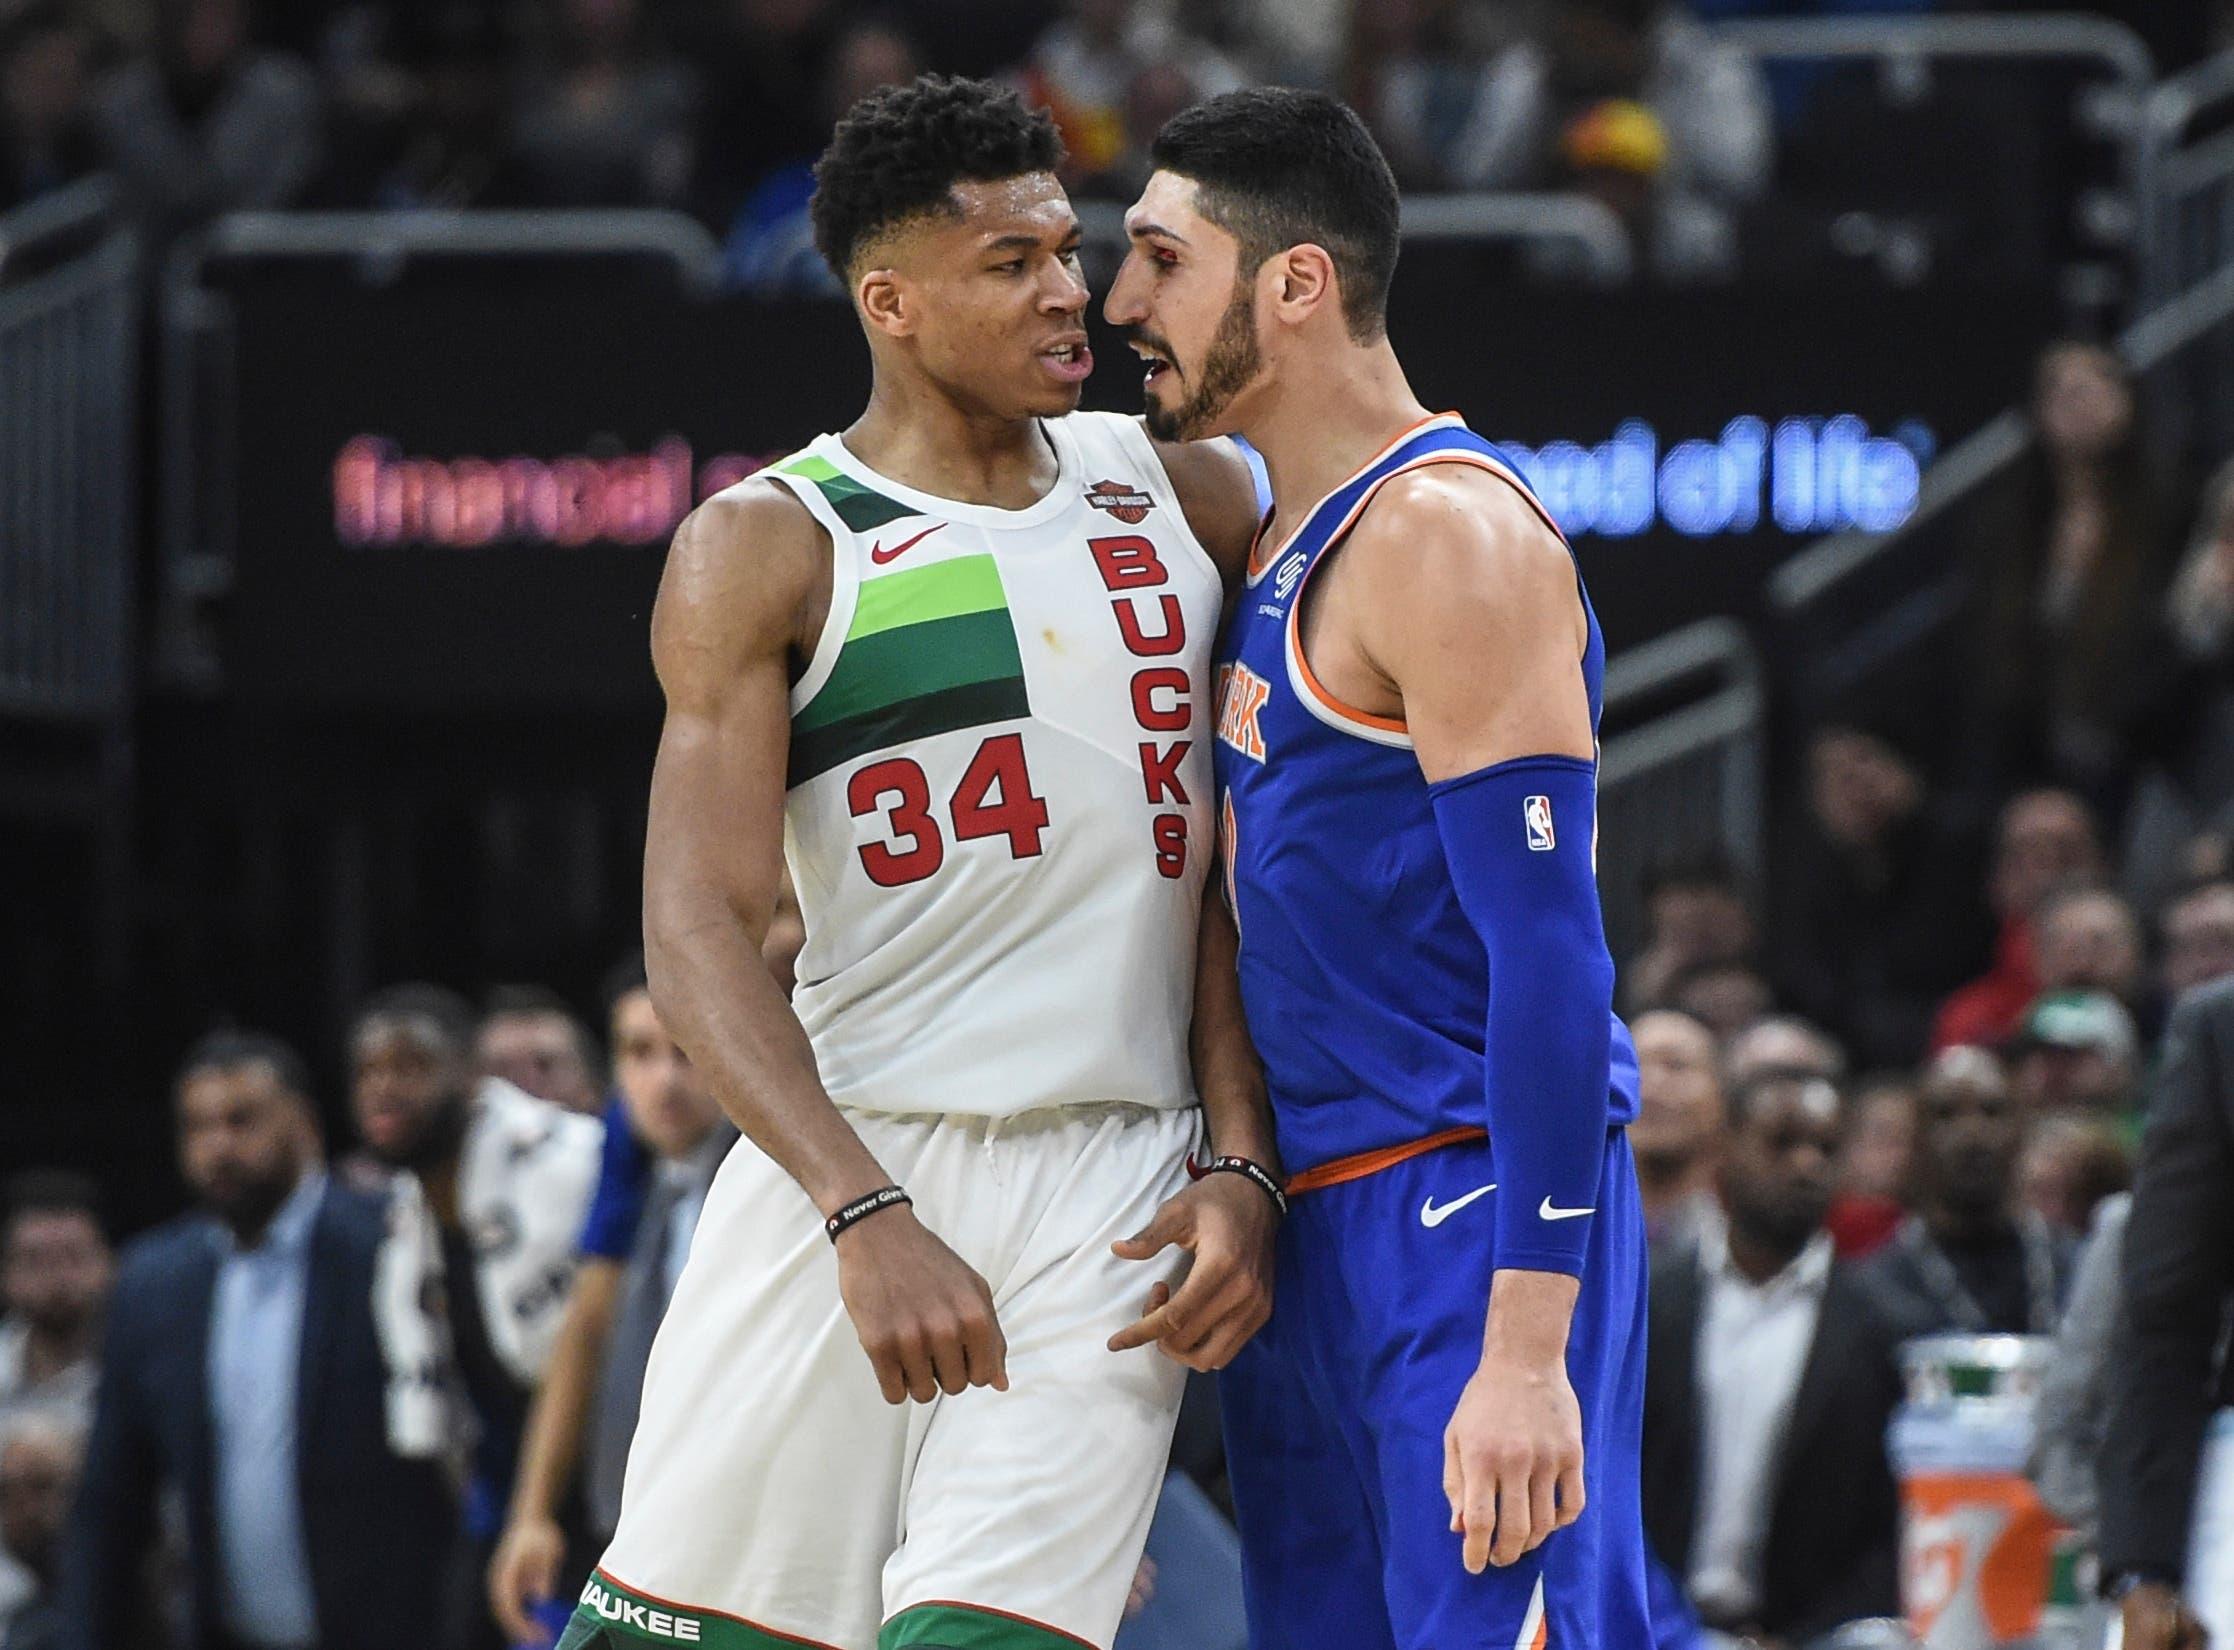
[2141,44,2234,300]
[1712,13,2156,282]
[1598,619,1765,964]
[1073,191,1634,281]
[0,207,136,720]
[187,206,723,290]
[1768,258,2234,757]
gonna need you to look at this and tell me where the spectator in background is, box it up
[1857,1043,2072,1339]
[511,0,693,207]
[1016,0,1240,197]
[1623,852,1757,1019]
[0,1411,80,1650]
[1724,1013,1845,1093]
[2030,1191,2129,1587]
[1340,0,1515,190]
[2030,884,2145,1016]
[2016,1112,2131,1236]
[2159,875,2234,1004]
[1827,1073,1915,1257]
[60,1031,457,1650]
[0,1174,106,1427]
[347,983,599,1649]
[486,957,732,1645]
[2009,989,2142,1125]
[721,11,918,296]
[687,0,842,233]
[1461,0,1771,280]
[1777,724,1989,1065]
[477,985,602,1117]
[0,4,97,212]
[2122,457,2234,892]
[1665,959,1775,1045]
[2099,977,2234,1650]
[1641,1070,1905,1643]
[1933,787,2105,1052]
[90,0,320,244]
[1629,1010,1726,1245]
[1971,342,2173,813]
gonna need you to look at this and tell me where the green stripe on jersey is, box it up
[798,605,1024,735]
[881,1603,1094,1650]
[775,451,917,532]
[788,675,1031,788]
[849,554,1007,641]
[563,1572,827,1650]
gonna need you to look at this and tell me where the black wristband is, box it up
[825,1185,911,1243]
[1198,1155,1289,1219]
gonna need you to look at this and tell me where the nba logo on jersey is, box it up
[1525,795,1556,851]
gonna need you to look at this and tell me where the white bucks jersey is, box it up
[763,413,1223,1119]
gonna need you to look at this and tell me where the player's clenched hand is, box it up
[1107,1173,1276,1370]
[834,1207,1008,1404]
[487,1512,567,1645]
[1441,1348,1585,1574]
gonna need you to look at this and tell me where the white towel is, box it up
[375,1078,602,1460]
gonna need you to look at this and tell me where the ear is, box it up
[1265,243,1340,328]
[858,267,915,339]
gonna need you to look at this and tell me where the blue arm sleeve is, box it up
[576,1093,652,1260]
[1429,754,1615,1276]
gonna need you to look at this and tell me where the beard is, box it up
[1143,279,1263,443]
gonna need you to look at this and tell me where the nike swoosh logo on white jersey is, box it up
[1419,1184,1497,1227]
[1538,1198,1595,1221]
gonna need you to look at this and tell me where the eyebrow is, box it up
[984,225,1083,253]
[1127,220,1189,244]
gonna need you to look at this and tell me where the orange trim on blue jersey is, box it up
[1245,411,1466,584]
[1285,1126,1487,1195]
[1281,446,1566,739]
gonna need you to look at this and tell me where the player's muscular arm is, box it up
[489,1258,622,1640]
[1148,426,1262,591]
[1339,470,1608,1573]
[645,488,1006,1405]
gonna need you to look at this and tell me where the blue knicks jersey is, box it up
[1213,413,1641,1180]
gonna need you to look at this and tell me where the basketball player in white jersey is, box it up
[554,76,1282,1650]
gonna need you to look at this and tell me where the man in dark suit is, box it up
[1642,1069,1907,1645]
[58,1032,456,1650]
[2099,976,2234,1650]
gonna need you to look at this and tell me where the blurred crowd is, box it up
[7,0,2234,291]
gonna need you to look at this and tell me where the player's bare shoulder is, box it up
[1343,462,1584,652]
[1142,422,1261,587]
[651,474,834,702]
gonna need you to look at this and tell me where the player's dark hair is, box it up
[0,1169,105,1242]
[350,982,478,1060]
[173,1028,317,1106]
[811,74,1064,280]
[1150,87,1400,343]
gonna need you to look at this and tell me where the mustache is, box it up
[1127,327,1178,366]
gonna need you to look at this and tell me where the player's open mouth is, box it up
[1039,337,1092,383]
[1130,341,1173,388]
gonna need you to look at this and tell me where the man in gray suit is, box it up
[486,960,731,1645]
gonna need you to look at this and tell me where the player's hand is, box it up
[2120,1581,2209,1650]
[834,1205,1007,1404]
[487,1511,567,1645]
[1107,1172,1276,1370]
[1441,1346,1586,1574]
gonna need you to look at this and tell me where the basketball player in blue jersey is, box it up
[1104,89,1652,1650]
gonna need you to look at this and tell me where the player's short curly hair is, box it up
[810,74,1065,281]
